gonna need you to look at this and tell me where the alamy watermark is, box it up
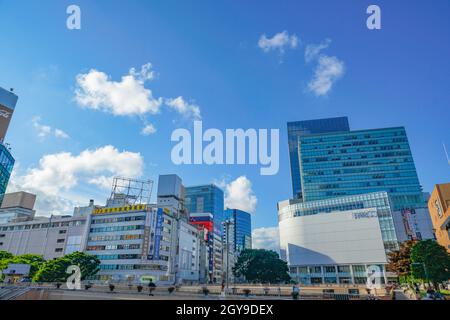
[171,121,279,176]
[67,5,81,30]
[366,265,383,290]
[66,265,82,290]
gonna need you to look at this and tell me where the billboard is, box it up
[152,208,164,260]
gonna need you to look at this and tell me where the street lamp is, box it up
[222,219,234,293]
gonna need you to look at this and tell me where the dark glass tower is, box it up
[224,208,252,253]
[297,127,423,210]
[185,184,224,236]
[0,87,18,205]
[288,117,350,199]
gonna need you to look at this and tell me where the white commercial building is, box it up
[0,215,87,260]
[278,192,398,285]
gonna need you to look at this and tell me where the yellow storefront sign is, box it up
[92,204,148,215]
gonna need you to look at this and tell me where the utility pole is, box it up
[223,219,233,293]
[444,142,450,165]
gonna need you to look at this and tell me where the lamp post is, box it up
[223,219,233,293]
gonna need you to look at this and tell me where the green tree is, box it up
[0,250,14,280]
[387,240,417,283]
[233,249,291,283]
[410,240,450,288]
[33,252,100,283]
[0,250,13,261]
[1,254,46,279]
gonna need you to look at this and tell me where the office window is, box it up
[325,266,336,273]
[338,266,350,273]
[55,248,63,253]
[59,230,67,234]
[57,239,65,243]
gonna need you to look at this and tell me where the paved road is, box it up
[394,289,411,300]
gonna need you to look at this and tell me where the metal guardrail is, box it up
[0,282,389,300]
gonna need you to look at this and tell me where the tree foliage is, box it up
[33,252,100,283]
[0,250,13,261]
[233,249,291,283]
[410,240,450,285]
[387,240,417,279]
[0,252,45,279]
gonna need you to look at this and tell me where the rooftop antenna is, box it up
[444,142,450,166]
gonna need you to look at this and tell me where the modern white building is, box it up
[278,192,398,285]
[175,220,202,284]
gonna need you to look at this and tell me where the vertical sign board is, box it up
[142,208,152,260]
[153,208,164,260]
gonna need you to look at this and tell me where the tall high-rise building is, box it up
[288,117,350,200]
[0,87,18,143]
[0,87,18,205]
[185,184,224,283]
[157,174,186,214]
[224,208,252,253]
[297,126,423,210]
[185,185,224,236]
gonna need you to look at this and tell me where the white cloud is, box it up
[252,227,279,253]
[307,55,345,96]
[305,38,332,62]
[32,116,70,140]
[165,97,202,121]
[7,168,81,216]
[15,145,144,195]
[54,129,70,139]
[222,176,257,214]
[75,63,163,116]
[258,31,299,54]
[141,123,157,136]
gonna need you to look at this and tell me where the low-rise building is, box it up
[0,192,36,224]
[278,192,398,285]
[0,215,87,260]
[428,183,450,252]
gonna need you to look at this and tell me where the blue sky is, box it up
[1,0,449,249]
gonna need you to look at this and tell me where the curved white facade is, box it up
[279,208,387,266]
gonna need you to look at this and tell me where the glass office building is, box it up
[224,209,252,253]
[297,127,423,211]
[185,185,224,236]
[288,117,350,200]
[0,144,15,205]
